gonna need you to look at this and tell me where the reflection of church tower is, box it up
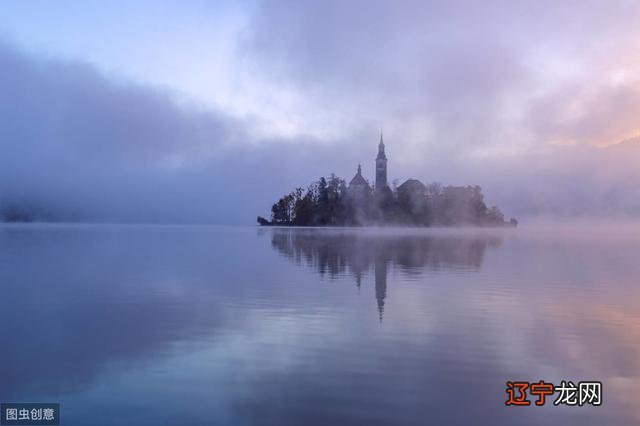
[375,133,388,191]
[374,257,387,322]
[355,270,363,292]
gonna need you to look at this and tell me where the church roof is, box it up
[349,165,370,187]
[398,178,426,192]
[350,174,369,186]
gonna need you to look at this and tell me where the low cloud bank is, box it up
[1,40,639,224]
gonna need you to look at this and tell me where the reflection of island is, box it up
[270,229,503,321]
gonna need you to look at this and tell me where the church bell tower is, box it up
[375,133,388,191]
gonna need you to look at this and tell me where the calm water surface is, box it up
[1,224,639,425]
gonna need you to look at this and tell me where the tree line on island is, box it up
[258,174,517,227]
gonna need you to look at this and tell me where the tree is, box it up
[262,175,514,227]
[271,191,296,224]
[486,206,505,225]
[293,188,314,225]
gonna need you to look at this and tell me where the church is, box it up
[263,132,515,227]
[348,133,425,201]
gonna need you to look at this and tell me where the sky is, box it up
[1,0,640,224]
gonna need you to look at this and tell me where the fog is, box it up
[1,1,640,224]
[0,40,360,224]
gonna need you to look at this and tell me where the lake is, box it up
[1,223,639,425]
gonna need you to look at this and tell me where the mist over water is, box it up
[1,223,639,425]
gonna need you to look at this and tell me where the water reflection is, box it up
[0,225,246,401]
[3,224,640,425]
[269,228,503,320]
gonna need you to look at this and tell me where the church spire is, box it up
[357,164,362,175]
[375,132,388,190]
[376,132,386,160]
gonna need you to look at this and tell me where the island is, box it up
[259,134,517,227]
